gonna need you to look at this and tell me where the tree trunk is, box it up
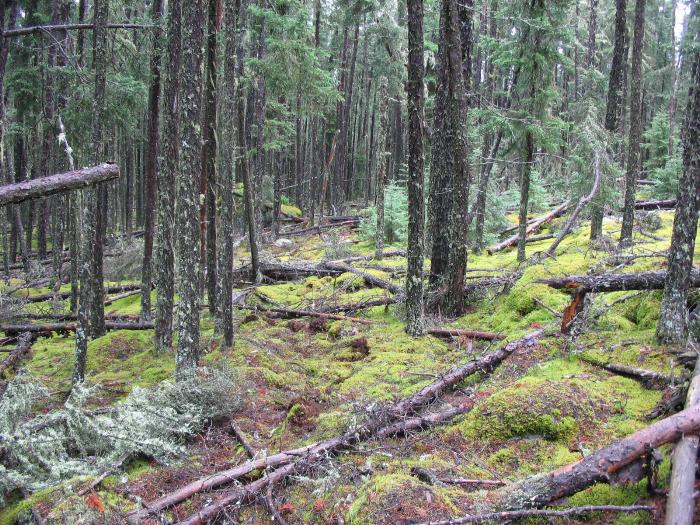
[154,0,181,352]
[593,0,627,240]
[517,132,534,262]
[175,0,207,373]
[375,78,389,260]
[405,0,426,336]
[657,14,700,344]
[202,0,222,313]
[619,0,645,246]
[140,0,164,321]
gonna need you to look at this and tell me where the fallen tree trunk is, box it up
[580,357,671,389]
[1,321,153,337]
[235,304,374,324]
[0,163,119,206]
[665,355,700,525]
[15,313,140,322]
[496,402,700,510]
[285,220,359,237]
[545,153,602,258]
[413,505,655,525]
[322,261,403,294]
[635,198,677,210]
[13,283,142,304]
[127,332,542,523]
[487,201,569,255]
[427,328,505,341]
[3,23,149,38]
[0,332,33,376]
[539,270,700,332]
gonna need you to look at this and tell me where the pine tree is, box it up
[175,0,207,373]
[657,5,700,344]
[405,0,426,336]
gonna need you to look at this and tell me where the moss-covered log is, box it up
[496,402,700,510]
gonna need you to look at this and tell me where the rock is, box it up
[273,238,294,248]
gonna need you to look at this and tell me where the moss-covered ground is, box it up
[2,211,698,524]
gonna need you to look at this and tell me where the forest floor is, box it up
[1,209,699,525]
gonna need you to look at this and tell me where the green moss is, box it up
[459,376,602,442]
[0,486,60,525]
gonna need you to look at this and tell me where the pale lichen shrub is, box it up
[0,367,241,504]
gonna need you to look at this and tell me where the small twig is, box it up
[533,298,562,318]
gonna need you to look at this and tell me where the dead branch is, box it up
[495,403,700,509]
[427,328,505,341]
[12,283,142,304]
[665,354,700,525]
[580,356,671,389]
[412,505,655,524]
[127,332,541,523]
[0,332,33,376]
[3,23,150,38]
[0,163,119,206]
[635,198,677,210]
[487,201,569,254]
[235,304,374,324]
[1,320,153,338]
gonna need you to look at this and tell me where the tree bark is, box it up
[0,164,119,206]
[175,0,207,373]
[406,0,426,336]
[657,11,700,344]
[155,0,182,352]
[140,0,164,321]
[375,77,389,260]
[619,0,646,246]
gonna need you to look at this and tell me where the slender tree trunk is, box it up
[406,0,426,336]
[202,0,222,313]
[593,0,627,240]
[657,12,700,344]
[216,0,239,348]
[175,0,207,373]
[140,0,164,321]
[375,78,389,260]
[619,0,645,246]
[154,0,182,353]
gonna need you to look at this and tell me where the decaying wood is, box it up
[322,261,403,294]
[410,466,505,488]
[15,313,140,322]
[413,505,655,525]
[635,198,677,210]
[1,321,153,337]
[286,219,359,237]
[496,402,700,510]
[12,283,142,304]
[540,270,700,332]
[665,354,700,525]
[580,356,671,389]
[0,163,119,206]
[0,332,32,376]
[487,201,569,254]
[127,332,542,523]
[3,23,149,38]
[545,153,602,257]
[427,328,505,341]
[236,304,374,324]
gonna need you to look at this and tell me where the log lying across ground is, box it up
[579,356,671,389]
[126,331,543,524]
[0,321,153,337]
[665,354,700,525]
[427,328,505,341]
[0,163,119,206]
[539,270,700,332]
[635,198,677,210]
[487,201,569,255]
[235,304,375,325]
[497,402,700,510]
[0,332,33,376]
[12,283,142,304]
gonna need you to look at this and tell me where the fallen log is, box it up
[12,283,142,304]
[635,198,677,210]
[0,332,33,376]
[326,250,406,264]
[127,332,541,523]
[235,304,374,324]
[410,466,505,488]
[413,505,655,525]
[665,354,700,525]
[427,328,505,341]
[580,356,671,389]
[487,201,569,255]
[496,402,700,510]
[285,220,358,237]
[538,270,700,332]
[16,313,140,322]
[0,163,119,206]
[1,321,153,337]
[322,261,403,294]
[3,23,149,38]
[544,153,602,257]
